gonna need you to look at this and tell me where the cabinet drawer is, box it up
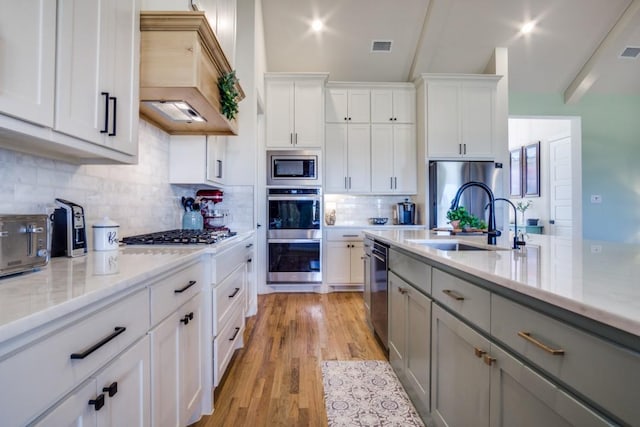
[150,260,205,326]
[213,264,245,335]
[389,249,431,295]
[214,303,244,386]
[0,289,149,426]
[491,294,640,426]
[326,229,364,241]
[432,268,490,332]
[212,238,252,284]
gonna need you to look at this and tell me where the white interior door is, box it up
[549,136,573,236]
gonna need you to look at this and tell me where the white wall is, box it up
[508,118,571,229]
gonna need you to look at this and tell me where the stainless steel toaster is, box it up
[0,214,49,277]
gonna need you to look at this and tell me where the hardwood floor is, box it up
[192,292,387,427]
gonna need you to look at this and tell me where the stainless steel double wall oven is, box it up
[267,188,322,283]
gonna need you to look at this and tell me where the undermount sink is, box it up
[406,239,501,251]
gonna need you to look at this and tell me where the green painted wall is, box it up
[509,93,640,243]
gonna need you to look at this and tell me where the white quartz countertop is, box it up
[364,229,640,337]
[325,224,427,230]
[0,231,254,345]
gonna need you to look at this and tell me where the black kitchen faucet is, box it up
[450,181,501,245]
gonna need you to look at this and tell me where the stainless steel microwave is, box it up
[267,150,321,186]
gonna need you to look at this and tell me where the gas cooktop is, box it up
[121,228,236,245]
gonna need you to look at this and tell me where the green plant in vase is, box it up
[516,200,533,225]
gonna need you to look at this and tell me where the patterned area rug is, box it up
[322,360,425,427]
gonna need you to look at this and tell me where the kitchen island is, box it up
[364,229,639,427]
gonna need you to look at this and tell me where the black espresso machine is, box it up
[51,198,87,257]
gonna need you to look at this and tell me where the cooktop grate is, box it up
[121,228,236,245]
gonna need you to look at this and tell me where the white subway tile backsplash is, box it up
[0,121,200,246]
[0,119,256,247]
[324,194,418,226]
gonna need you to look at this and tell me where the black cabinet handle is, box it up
[100,92,109,134]
[229,327,240,341]
[247,258,252,263]
[180,312,194,325]
[89,394,105,411]
[109,96,117,136]
[70,327,126,360]
[228,287,240,298]
[216,159,223,178]
[174,280,197,294]
[245,243,253,248]
[103,382,118,397]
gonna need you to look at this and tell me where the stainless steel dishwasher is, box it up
[370,240,389,349]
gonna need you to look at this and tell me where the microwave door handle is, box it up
[312,200,318,223]
[268,238,321,244]
[268,196,321,201]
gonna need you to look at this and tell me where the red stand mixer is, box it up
[196,190,230,230]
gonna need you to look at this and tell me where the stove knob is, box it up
[37,249,48,258]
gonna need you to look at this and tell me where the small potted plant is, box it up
[446,206,469,230]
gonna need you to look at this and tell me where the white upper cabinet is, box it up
[371,124,417,194]
[371,88,415,124]
[325,123,371,193]
[0,1,55,127]
[265,74,327,148]
[0,0,140,163]
[169,135,226,187]
[324,83,416,195]
[423,75,500,159]
[325,88,370,123]
[56,0,139,156]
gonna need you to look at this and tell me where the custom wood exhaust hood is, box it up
[139,11,244,135]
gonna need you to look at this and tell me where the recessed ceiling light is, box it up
[520,21,535,34]
[311,19,323,32]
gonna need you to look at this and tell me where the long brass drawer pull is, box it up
[518,331,565,355]
[442,289,465,301]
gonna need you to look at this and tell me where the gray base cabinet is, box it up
[430,277,614,427]
[489,345,610,427]
[388,271,431,419]
[383,243,625,427]
[431,304,490,427]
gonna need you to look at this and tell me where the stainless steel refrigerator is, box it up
[429,161,504,229]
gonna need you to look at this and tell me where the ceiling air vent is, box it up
[620,46,640,59]
[371,40,392,53]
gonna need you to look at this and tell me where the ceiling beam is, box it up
[408,0,434,81]
[564,0,640,104]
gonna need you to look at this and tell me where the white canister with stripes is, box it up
[92,217,120,251]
